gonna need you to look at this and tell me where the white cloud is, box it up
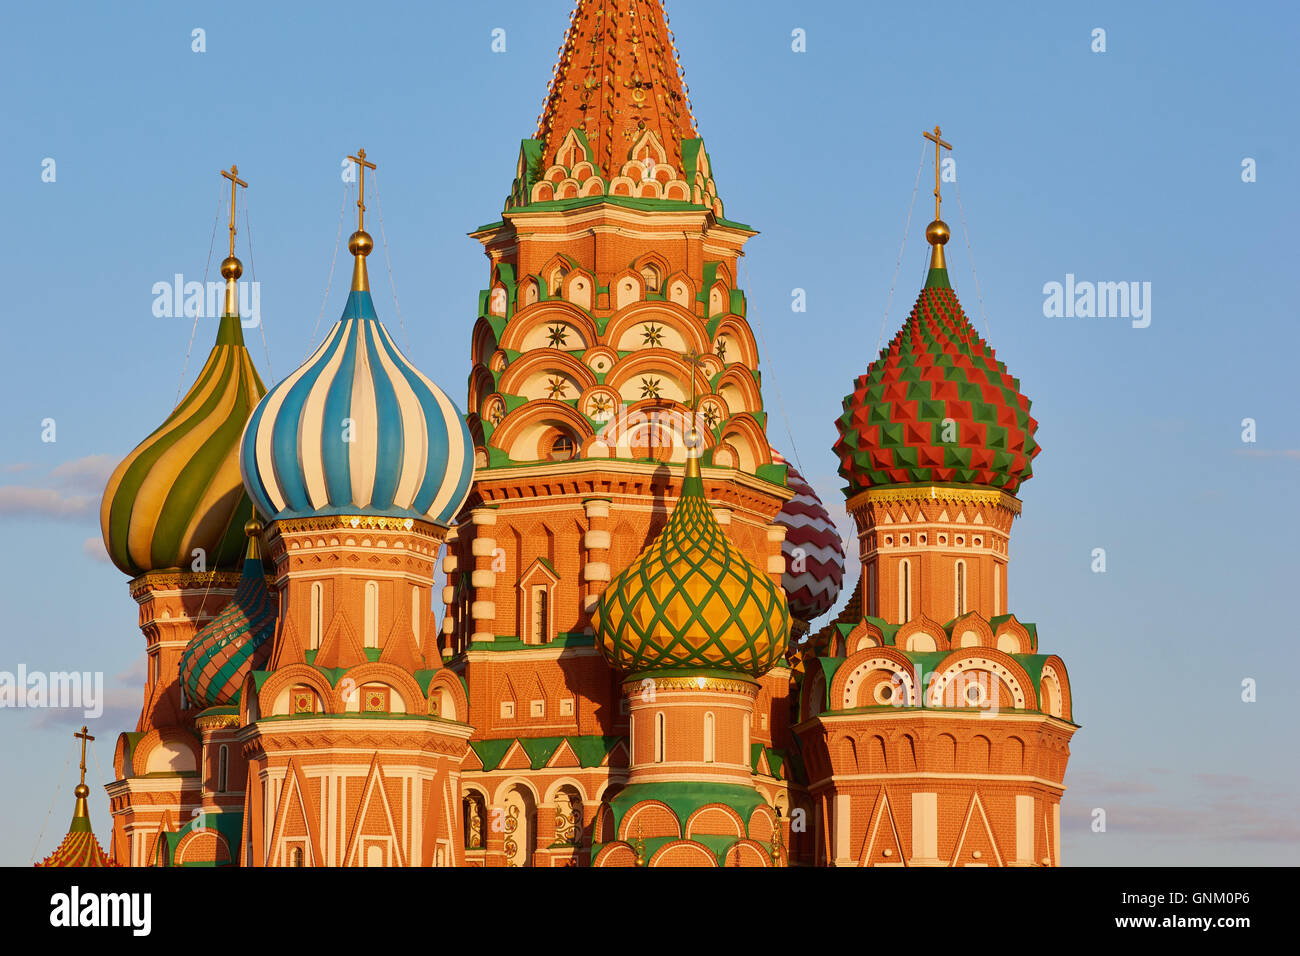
[1063,767,1300,844]
[83,536,110,562]
[0,486,95,519]
[0,454,118,521]
[50,454,117,491]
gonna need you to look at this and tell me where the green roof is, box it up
[606,781,767,841]
[466,633,595,652]
[492,195,753,232]
[469,735,623,772]
[158,809,244,867]
[750,744,787,779]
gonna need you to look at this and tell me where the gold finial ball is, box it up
[220,255,243,280]
[244,517,264,537]
[74,784,90,798]
[925,220,951,246]
[348,230,374,257]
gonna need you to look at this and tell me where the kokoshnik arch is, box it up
[37,0,1075,869]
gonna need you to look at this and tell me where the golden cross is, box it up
[679,349,710,462]
[922,125,953,220]
[680,348,706,411]
[220,165,248,259]
[74,725,94,787]
[348,148,377,231]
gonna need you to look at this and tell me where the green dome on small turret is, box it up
[593,450,789,677]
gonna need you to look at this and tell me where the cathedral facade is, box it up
[64,0,1075,869]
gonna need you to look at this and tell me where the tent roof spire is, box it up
[534,0,698,177]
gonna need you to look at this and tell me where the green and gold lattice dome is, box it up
[594,453,790,678]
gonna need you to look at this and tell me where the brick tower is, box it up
[99,168,267,865]
[441,0,800,865]
[793,128,1077,867]
[589,437,791,866]
[233,153,477,866]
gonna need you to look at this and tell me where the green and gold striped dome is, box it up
[594,452,790,678]
[101,314,266,577]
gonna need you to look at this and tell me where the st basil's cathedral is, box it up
[38,0,1075,868]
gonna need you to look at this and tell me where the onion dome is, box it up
[770,449,845,623]
[101,279,266,577]
[102,168,266,577]
[594,439,790,677]
[180,519,275,709]
[36,729,118,867]
[240,159,474,526]
[832,223,1039,494]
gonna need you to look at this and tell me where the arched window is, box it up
[291,847,304,867]
[899,559,912,623]
[310,582,323,650]
[867,563,877,617]
[364,581,379,648]
[411,586,421,647]
[548,433,576,461]
[703,712,715,763]
[654,712,666,763]
[502,787,536,867]
[531,586,549,644]
[994,563,1002,615]
[553,787,582,845]
[217,745,228,793]
[549,265,568,295]
[463,793,487,850]
[955,560,966,617]
[640,264,661,292]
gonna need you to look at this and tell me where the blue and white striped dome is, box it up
[239,289,474,526]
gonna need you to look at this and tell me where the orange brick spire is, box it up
[534,0,698,177]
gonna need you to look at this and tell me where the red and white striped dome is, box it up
[771,448,846,623]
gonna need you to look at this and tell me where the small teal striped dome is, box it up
[179,534,274,709]
[239,289,474,526]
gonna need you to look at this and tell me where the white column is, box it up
[911,791,939,864]
[1052,802,1061,866]
[1015,794,1035,864]
[833,793,853,866]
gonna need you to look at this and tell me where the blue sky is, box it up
[1,0,1297,866]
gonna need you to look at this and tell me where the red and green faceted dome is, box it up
[833,270,1040,494]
